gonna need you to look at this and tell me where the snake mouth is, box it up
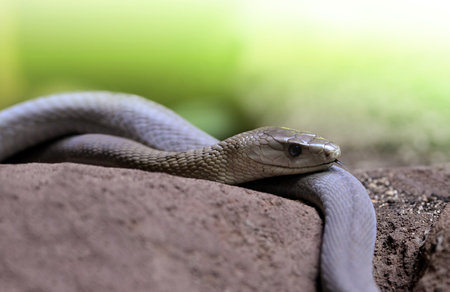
[249,159,338,178]
[293,158,341,170]
[319,159,343,169]
[303,159,336,170]
[302,158,342,172]
[250,157,339,174]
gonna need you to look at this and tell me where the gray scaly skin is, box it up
[0,91,379,292]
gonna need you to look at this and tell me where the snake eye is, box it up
[288,144,302,157]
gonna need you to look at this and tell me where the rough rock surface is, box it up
[0,163,449,292]
[354,166,450,291]
[0,163,322,292]
[414,204,450,292]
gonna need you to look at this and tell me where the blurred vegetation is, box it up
[1,0,450,169]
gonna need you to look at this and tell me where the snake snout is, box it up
[308,139,341,164]
[322,143,341,160]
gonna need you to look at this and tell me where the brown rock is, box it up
[354,165,450,291]
[1,162,450,292]
[414,204,450,292]
[0,163,322,292]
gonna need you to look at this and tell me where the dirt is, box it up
[0,162,449,291]
[354,165,450,291]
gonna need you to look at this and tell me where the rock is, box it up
[355,165,450,291]
[414,204,450,292]
[0,163,322,292]
[1,162,449,292]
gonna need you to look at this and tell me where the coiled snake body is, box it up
[0,92,379,292]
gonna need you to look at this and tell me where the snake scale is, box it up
[0,91,379,292]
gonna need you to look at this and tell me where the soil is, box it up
[0,162,449,292]
[354,165,450,291]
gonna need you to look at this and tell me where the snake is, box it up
[0,91,379,292]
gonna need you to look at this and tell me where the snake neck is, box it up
[138,143,255,185]
[137,145,226,183]
[4,135,251,184]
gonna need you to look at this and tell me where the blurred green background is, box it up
[2,0,450,169]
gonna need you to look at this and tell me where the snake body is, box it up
[242,167,378,292]
[0,92,379,292]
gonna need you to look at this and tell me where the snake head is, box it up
[222,126,341,180]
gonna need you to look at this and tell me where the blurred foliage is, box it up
[1,0,450,168]
[1,0,250,139]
